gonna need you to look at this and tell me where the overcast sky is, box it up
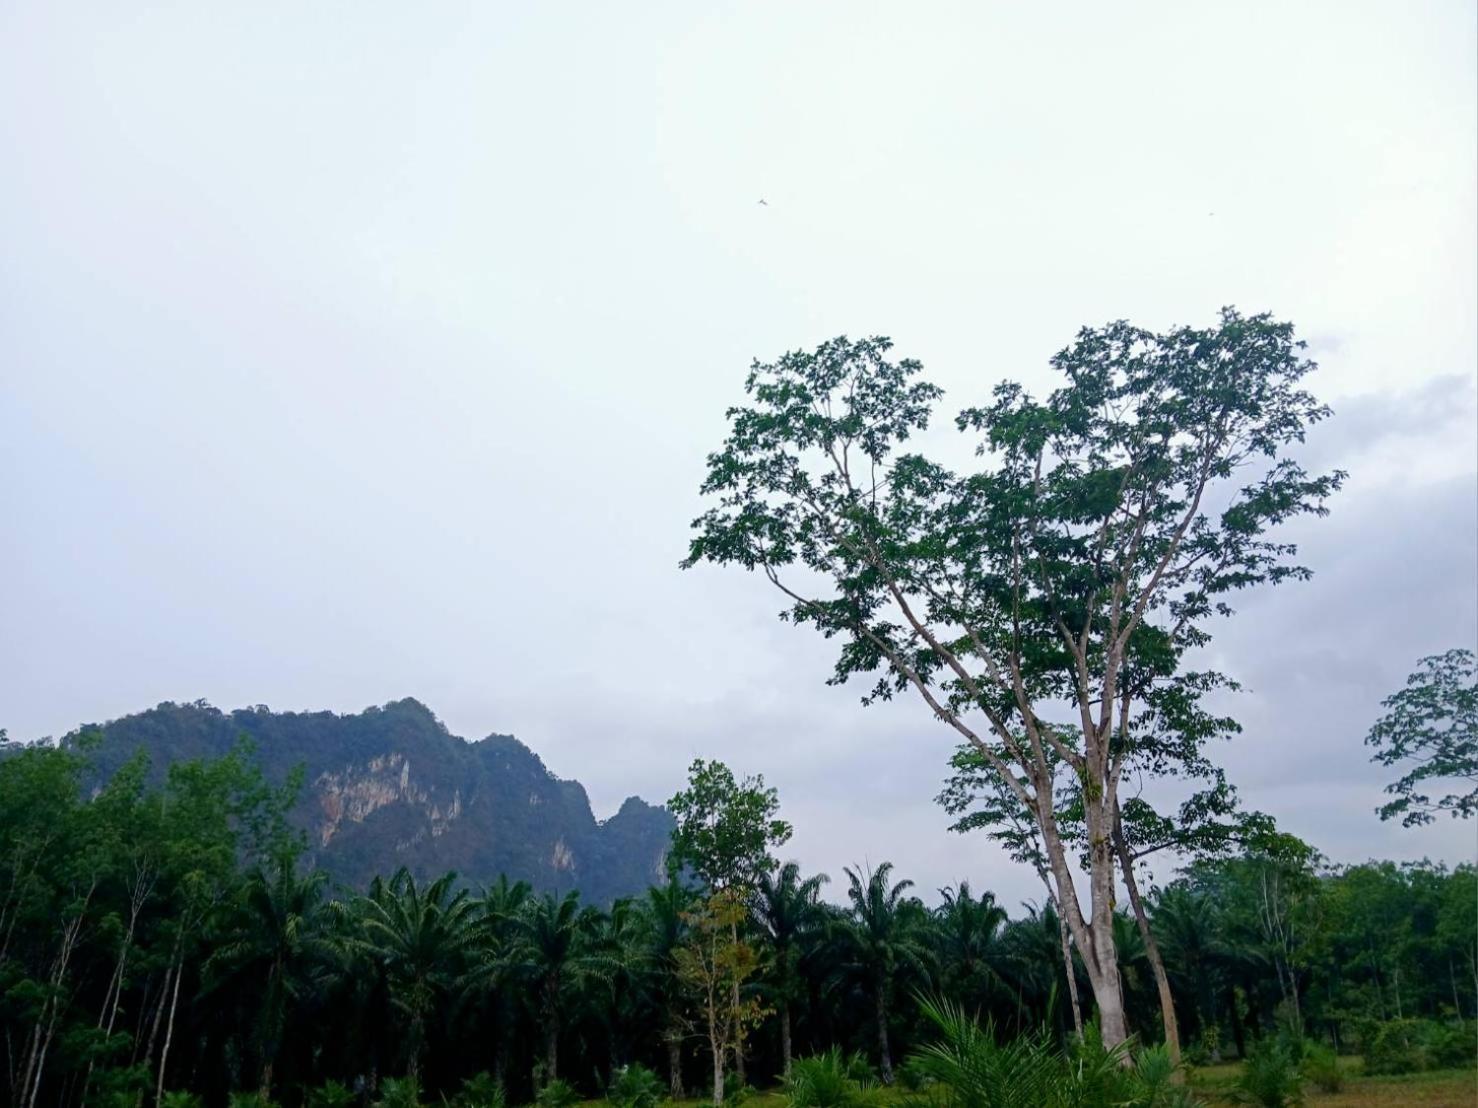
[3,2,1475,908]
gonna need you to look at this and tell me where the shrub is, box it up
[842,1051,877,1089]
[895,1057,931,1093]
[1230,1039,1302,1107]
[1129,1044,1201,1108]
[308,1080,356,1108]
[377,1077,423,1108]
[456,1072,507,1108]
[609,1064,664,1108]
[1299,1044,1342,1093]
[1363,1019,1427,1076]
[536,1078,580,1108]
[786,1048,870,1108]
[721,1075,755,1106]
[230,1094,274,1108]
[1426,1020,1477,1069]
[160,1094,204,1108]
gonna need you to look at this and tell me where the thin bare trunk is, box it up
[1051,892,1084,1039]
[1115,818,1180,1067]
[153,946,186,1108]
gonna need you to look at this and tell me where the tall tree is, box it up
[353,869,478,1085]
[934,882,1009,1019]
[684,312,1343,1047]
[507,890,604,1086]
[753,861,828,1076]
[1366,648,1478,826]
[641,878,694,1099]
[204,856,332,1099]
[836,863,932,1083]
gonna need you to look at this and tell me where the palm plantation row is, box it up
[2,739,1474,1108]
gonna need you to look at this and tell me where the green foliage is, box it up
[229,1093,275,1108]
[720,1075,755,1106]
[160,1094,205,1108]
[376,1077,423,1108]
[454,1072,506,1108]
[1366,648,1478,826]
[667,758,791,893]
[684,315,1344,1053]
[1229,1039,1302,1107]
[1427,1019,1477,1068]
[1361,1017,1476,1075]
[307,1080,357,1108]
[1298,1044,1342,1093]
[785,1049,874,1108]
[534,1079,579,1108]
[607,1064,663,1108]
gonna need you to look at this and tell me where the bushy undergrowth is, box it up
[1297,1043,1342,1093]
[785,1048,877,1108]
[608,1064,664,1108]
[1228,1039,1302,1107]
[535,1078,580,1108]
[307,1079,356,1108]
[377,1076,423,1108]
[456,1072,508,1108]
[905,996,1203,1108]
[1363,1017,1477,1075]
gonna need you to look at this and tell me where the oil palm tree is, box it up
[479,875,532,1085]
[753,861,828,1076]
[641,878,693,1099]
[203,854,333,1100]
[837,862,933,1083]
[353,868,480,1084]
[934,881,1009,1018]
[507,890,607,1085]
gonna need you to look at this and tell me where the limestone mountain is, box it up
[62,698,673,903]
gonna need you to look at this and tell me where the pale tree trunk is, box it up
[1114,817,1181,1067]
[154,944,186,1108]
[18,880,94,1108]
[709,1031,724,1108]
[1048,889,1084,1039]
[728,917,745,1087]
[1037,785,1130,1052]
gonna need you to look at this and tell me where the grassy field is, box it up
[591,1058,1477,1108]
[1188,1056,1477,1106]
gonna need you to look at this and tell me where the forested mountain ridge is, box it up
[57,698,673,902]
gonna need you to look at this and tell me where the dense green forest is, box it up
[0,738,1472,1108]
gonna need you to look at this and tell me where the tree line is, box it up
[0,739,1472,1108]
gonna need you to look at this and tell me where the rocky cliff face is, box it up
[66,698,673,904]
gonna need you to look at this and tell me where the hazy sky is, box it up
[3,2,1475,907]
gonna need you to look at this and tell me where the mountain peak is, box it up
[69,701,673,904]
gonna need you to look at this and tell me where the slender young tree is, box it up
[684,312,1343,1047]
[667,759,791,1085]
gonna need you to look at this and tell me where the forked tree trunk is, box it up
[1039,795,1130,1053]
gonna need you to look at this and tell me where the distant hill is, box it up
[60,698,674,904]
